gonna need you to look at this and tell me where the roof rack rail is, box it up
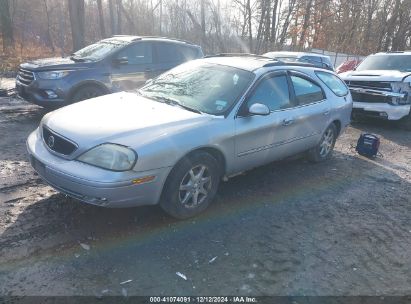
[109,35,142,42]
[205,53,270,59]
[263,60,319,69]
[139,36,196,45]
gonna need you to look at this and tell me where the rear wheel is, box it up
[71,86,105,103]
[307,123,337,162]
[160,152,221,219]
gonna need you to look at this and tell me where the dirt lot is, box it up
[0,93,411,297]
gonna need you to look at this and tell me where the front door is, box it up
[234,72,303,172]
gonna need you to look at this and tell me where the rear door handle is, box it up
[282,118,294,126]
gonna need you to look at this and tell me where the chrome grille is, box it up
[17,68,35,85]
[42,126,77,156]
[346,80,392,91]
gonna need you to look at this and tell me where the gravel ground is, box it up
[0,93,411,297]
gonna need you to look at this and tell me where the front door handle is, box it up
[282,118,294,126]
[323,109,331,116]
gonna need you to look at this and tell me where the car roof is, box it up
[372,51,411,56]
[201,55,327,73]
[100,35,200,47]
[263,51,330,58]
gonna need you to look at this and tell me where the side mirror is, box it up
[248,103,270,116]
[113,57,128,65]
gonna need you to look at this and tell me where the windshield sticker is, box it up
[215,100,227,111]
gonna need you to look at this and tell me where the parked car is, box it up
[16,36,203,108]
[340,51,411,128]
[263,51,334,71]
[27,55,352,218]
[336,59,362,74]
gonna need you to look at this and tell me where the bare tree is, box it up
[97,0,107,38]
[0,0,14,53]
[68,0,85,51]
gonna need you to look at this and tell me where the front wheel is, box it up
[71,86,105,103]
[160,152,221,219]
[307,123,337,162]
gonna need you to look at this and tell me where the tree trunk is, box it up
[246,0,253,52]
[298,0,313,50]
[97,0,107,38]
[0,0,14,53]
[68,0,85,51]
[109,0,117,35]
[43,0,55,52]
[116,0,122,34]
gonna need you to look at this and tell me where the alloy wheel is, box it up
[179,164,212,208]
[319,128,334,157]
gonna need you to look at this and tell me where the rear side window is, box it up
[290,75,325,105]
[247,75,292,111]
[116,43,152,64]
[315,71,349,96]
[301,55,322,64]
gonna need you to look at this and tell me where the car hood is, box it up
[340,70,411,82]
[43,92,214,152]
[20,57,91,71]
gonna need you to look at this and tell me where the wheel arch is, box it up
[67,80,110,102]
[331,119,341,136]
[161,146,227,192]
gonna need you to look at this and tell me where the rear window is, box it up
[315,71,349,96]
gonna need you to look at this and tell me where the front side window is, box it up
[246,75,292,111]
[290,75,324,105]
[116,43,152,65]
[139,61,254,115]
[316,71,349,96]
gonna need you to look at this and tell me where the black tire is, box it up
[160,152,221,219]
[70,85,105,103]
[307,123,337,162]
[398,113,411,131]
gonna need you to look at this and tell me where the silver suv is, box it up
[27,55,352,218]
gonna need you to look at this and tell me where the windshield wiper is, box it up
[150,95,202,114]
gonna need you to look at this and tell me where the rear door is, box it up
[111,42,154,90]
[153,42,202,77]
[287,71,331,148]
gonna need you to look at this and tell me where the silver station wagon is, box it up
[27,55,352,218]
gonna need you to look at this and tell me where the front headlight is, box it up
[37,70,72,80]
[77,144,136,171]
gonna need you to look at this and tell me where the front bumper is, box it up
[352,101,410,120]
[27,129,171,208]
[16,78,67,108]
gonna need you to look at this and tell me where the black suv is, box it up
[16,36,203,108]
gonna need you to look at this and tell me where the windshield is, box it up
[356,54,411,72]
[72,40,128,61]
[139,61,254,115]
